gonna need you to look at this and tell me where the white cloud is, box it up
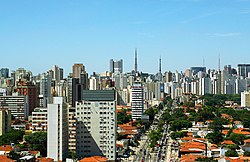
[180,11,218,24]
[206,32,241,37]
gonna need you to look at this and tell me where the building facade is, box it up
[76,90,116,161]
[47,97,68,161]
[0,108,11,136]
[131,82,144,120]
[0,95,28,119]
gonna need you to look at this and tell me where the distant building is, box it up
[190,67,206,75]
[238,64,250,78]
[76,90,116,161]
[16,79,37,115]
[110,59,123,73]
[0,95,29,119]
[72,64,85,79]
[51,65,63,81]
[131,82,144,120]
[0,108,11,136]
[31,107,47,132]
[241,91,250,107]
[0,68,9,78]
[47,97,68,161]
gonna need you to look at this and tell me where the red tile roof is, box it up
[36,157,54,162]
[221,140,235,145]
[0,156,15,162]
[0,145,14,152]
[80,156,108,162]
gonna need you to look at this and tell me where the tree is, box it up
[0,130,24,145]
[170,131,186,140]
[229,133,246,145]
[144,107,158,121]
[208,117,224,132]
[225,150,238,157]
[206,132,224,144]
[117,109,132,124]
[244,151,250,157]
[25,132,47,156]
[170,120,192,131]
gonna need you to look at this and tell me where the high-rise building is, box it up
[51,65,63,82]
[190,67,206,75]
[0,108,11,136]
[72,64,85,79]
[0,95,29,119]
[131,82,144,120]
[110,59,123,73]
[76,90,116,161]
[16,79,37,115]
[0,68,9,78]
[31,107,47,132]
[241,91,250,107]
[68,106,77,153]
[165,71,173,83]
[47,97,68,161]
[238,64,250,78]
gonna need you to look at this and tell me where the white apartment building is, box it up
[241,91,250,107]
[47,97,68,161]
[31,107,47,132]
[76,90,116,161]
[131,82,144,120]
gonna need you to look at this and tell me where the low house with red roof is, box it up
[36,157,54,162]
[80,156,108,162]
[242,139,250,152]
[233,128,250,137]
[0,155,15,162]
[0,145,15,156]
[180,141,207,157]
[221,140,235,146]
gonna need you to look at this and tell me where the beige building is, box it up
[31,107,47,132]
[0,108,11,136]
[241,91,250,107]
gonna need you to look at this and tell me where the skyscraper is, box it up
[238,64,250,78]
[0,108,11,136]
[110,59,123,73]
[76,90,116,161]
[47,97,68,161]
[72,63,85,79]
[131,82,144,120]
[0,68,9,78]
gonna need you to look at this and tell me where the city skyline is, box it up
[1,0,250,75]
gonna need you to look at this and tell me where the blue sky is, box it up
[1,0,250,75]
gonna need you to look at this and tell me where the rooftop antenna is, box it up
[218,51,221,71]
[159,56,162,73]
[134,48,138,73]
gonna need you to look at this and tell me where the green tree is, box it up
[208,117,224,132]
[206,132,224,144]
[0,130,24,145]
[25,132,47,156]
[117,109,132,124]
[225,150,238,157]
[144,107,158,121]
[244,151,250,157]
[229,133,246,145]
[170,131,186,140]
[170,120,192,131]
